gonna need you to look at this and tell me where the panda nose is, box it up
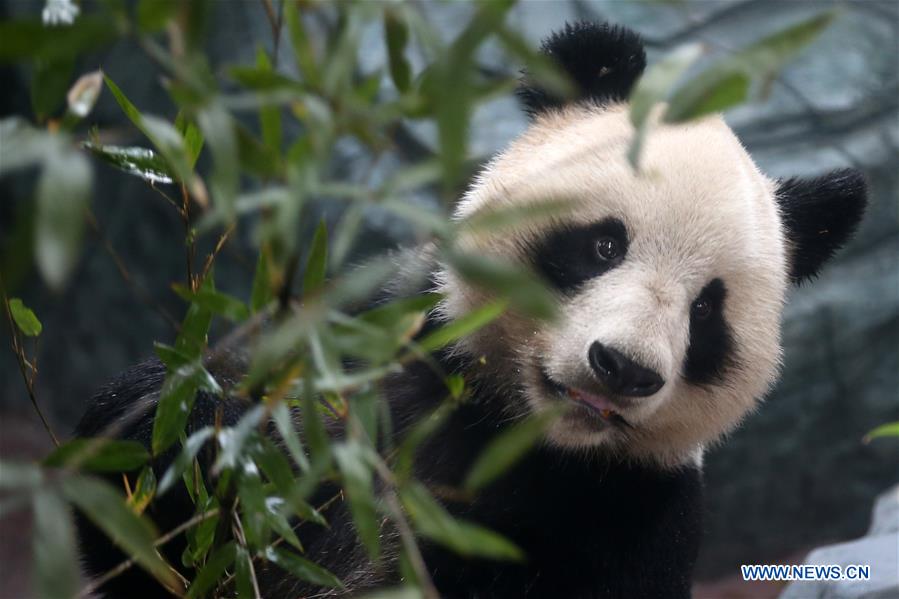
[588,342,665,397]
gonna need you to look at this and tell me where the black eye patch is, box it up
[683,278,735,385]
[528,218,629,293]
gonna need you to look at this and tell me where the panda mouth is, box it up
[539,368,630,427]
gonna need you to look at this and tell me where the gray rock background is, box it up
[2,0,897,590]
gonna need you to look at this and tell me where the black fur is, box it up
[529,218,629,293]
[684,278,735,385]
[518,22,647,117]
[776,168,867,284]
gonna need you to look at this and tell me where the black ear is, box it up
[776,168,867,284]
[517,21,647,118]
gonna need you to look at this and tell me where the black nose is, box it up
[588,342,665,397]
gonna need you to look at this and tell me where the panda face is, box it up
[437,105,788,467]
[432,22,865,469]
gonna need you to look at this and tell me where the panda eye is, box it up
[595,237,620,261]
[691,298,712,320]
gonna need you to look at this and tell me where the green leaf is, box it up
[158,427,214,495]
[418,300,507,353]
[31,57,75,122]
[385,12,412,92]
[8,298,42,336]
[136,0,179,33]
[152,359,220,455]
[44,439,149,472]
[250,247,275,313]
[61,475,178,590]
[448,251,556,320]
[864,421,899,443]
[285,3,320,87]
[333,441,380,560]
[664,11,835,123]
[234,546,255,599]
[395,402,456,481]
[255,48,283,153]
[400,482,523,561]
[303,220,329,296]
[32,490,79,599]
[0,461,43,490]
[213,404,266,473]
[272,402,309,472]
[83,142,175,184]
[0,16,120,63]
[35,148,91,289]
[627,42,704,168]
[105,75,203,199]
[197,101,239,214]
[172,283,250,322]
[186,541,236,599]
[266,546,344,589]
[175,112,205,169]
[464,408,563,492]
[127,466,157,514]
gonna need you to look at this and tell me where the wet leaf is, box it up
[158,427,214,495]
[61,475,178,590]
[8,298,42,336]
[266,546,344,589]
[83,142,175,184]
[33,490,79,599]
[464,407,563,492]
[35,148,91,289]
[44,438,149,472]
[152,359,221,456]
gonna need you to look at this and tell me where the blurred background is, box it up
[1,1,897,597]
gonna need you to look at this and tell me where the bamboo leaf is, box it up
[266,546,344,589]
[8,298,42,336]
[333,441,380,560]
[61,476,178,590]
[35,148,91,289]
[303,220,329,296]
[186,541,236,599]
[33,490,79,599]
[400,482,523,561]
[464,408,563,492]
[44,439,149,472]
[418,301,507,353]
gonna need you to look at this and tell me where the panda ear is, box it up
[517,21,647,118]
[776,168,867,285]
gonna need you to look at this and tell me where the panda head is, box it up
[434,22,867,468]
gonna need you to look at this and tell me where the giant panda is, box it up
[75,21,867,599]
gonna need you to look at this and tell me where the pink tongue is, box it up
[569,388,616,414]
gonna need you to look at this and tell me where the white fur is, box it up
[435,104,789,468]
